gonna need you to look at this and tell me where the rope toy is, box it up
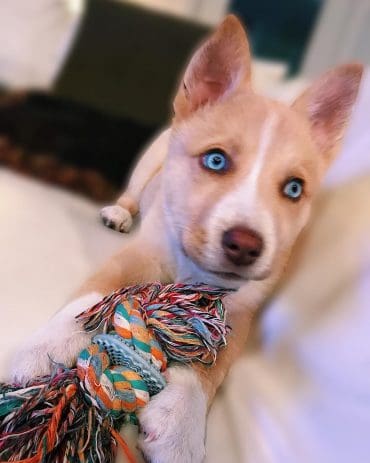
[0,283,230,463]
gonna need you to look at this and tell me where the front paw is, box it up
[138,367,207,463]
[10,329,91,384]
[100,205,133,233]
[10,293,102,383]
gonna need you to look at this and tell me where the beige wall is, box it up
[121,0,230,24]
[303,0,370,76]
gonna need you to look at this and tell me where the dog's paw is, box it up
[11,329,91,383]
[10,293,102,383]
[100,205,133,233]
[138,367,207,463]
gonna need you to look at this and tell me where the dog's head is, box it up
[163,15,363,288]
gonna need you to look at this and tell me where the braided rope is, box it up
[0,283,230,463]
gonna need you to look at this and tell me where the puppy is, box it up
[11,15,362,463]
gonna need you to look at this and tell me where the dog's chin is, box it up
[180,246,271,289]
[201,266,271,288]
[181,270,244,290]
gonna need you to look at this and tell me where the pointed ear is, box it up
[173,15,251,120]
[292,63,363,169]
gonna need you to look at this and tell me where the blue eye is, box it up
[202,151,228,172]
[283,178,303,200]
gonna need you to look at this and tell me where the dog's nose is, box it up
[222,226,263,266]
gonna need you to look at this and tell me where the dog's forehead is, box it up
[176,91,312,158]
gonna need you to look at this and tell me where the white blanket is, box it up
[1,71,370,462]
